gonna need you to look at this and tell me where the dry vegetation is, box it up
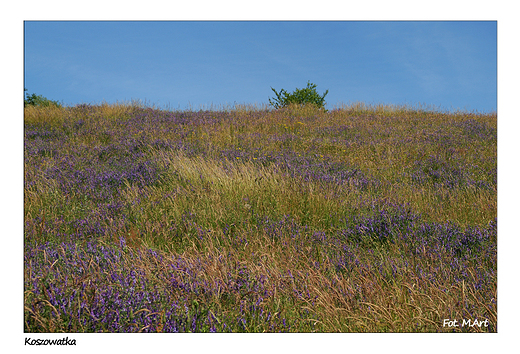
[24,102,496,332]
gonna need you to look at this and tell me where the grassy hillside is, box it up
[24,102,497,332]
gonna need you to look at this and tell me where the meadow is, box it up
[24,102,497,332]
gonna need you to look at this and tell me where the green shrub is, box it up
[24,88,62,108]
[269,81,329,110]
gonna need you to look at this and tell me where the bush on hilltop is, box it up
[269,81,329,110]
[24,88,62,108]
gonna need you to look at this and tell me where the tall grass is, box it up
[24,102,496,332]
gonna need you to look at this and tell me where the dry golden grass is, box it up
[24,105,68,127]
[24,103,496,332]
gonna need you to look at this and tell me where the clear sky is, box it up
[24,21,497,113]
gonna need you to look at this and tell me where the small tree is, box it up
[24,88,62,108]
[269,81,329,110]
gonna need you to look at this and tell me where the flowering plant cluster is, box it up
[24,102,496,332]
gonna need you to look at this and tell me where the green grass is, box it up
[24,102,496,332]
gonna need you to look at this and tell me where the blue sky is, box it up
[24,21,497,112]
